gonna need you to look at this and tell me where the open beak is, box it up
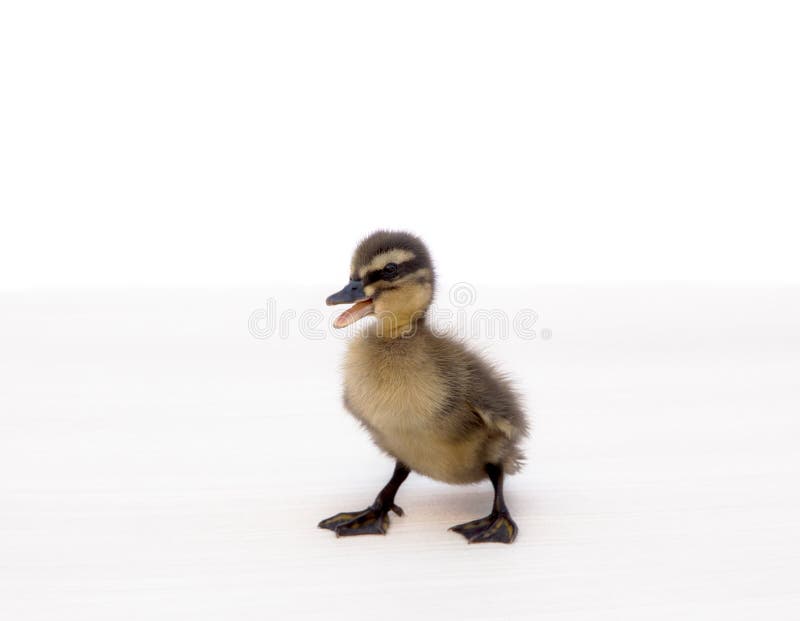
[326,280,374,329]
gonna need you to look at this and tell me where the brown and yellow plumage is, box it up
[319,230,528,543]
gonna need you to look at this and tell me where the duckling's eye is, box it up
[382,262,399,279]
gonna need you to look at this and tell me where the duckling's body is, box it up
[344,323,525,484]
[318,231,529,544]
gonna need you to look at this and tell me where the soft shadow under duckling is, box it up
[318,231,529,544]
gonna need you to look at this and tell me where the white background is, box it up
[1,1,798,287]
[2,2,800,620]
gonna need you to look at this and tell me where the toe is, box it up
[318,511,361,531]
[468,515,518,544]
[449,516,494,539]
[334,512,390,537]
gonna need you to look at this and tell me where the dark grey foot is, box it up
[449,511,518,544]
[318,503,404,537]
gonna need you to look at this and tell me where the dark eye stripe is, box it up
[363,257,427,286]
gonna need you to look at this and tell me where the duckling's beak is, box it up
[326,280,374,329]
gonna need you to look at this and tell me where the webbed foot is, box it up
[449,511,518,544]
[318,503,404,537]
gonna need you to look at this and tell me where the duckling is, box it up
[318,231,529,544]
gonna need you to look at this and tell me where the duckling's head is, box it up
[326,230,435,333]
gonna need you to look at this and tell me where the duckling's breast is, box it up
[342,334,485,484]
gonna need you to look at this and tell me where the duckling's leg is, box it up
[449,463,518,544]
[318,461,410,537]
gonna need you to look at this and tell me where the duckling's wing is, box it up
[460,349,529,473]
[467,357,528,436]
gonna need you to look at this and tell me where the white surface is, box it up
[2,285,799,620]
[2,2,800,287]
